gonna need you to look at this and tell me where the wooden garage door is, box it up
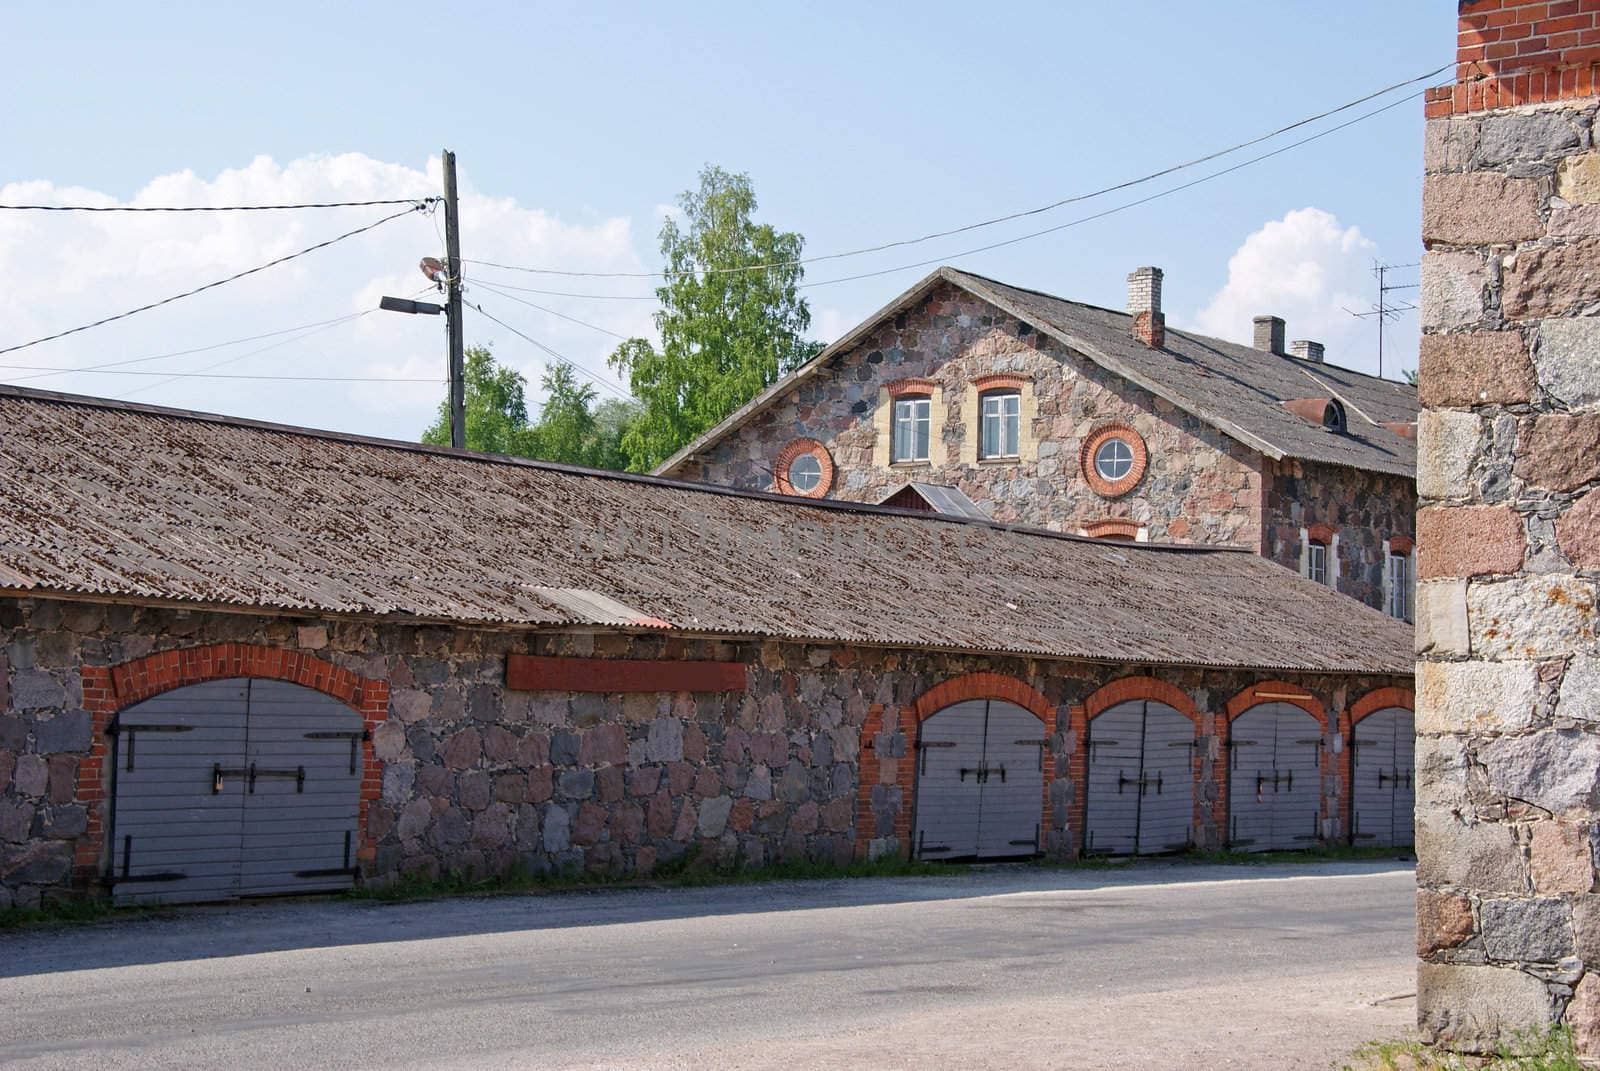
[1351,707,1415,848]
[912,699,1044,861]
[110,678,365,905]
[1227,702,1322,852]
[1085,700,1196,856]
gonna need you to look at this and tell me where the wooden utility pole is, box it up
[442,149,465,449]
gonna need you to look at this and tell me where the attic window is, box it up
[1080,424,1148,498]
[774,438,834,498]
[1323,400,1347,434]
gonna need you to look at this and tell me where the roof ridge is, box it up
[0,382,1247,557]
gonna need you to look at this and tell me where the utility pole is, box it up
[442,149,466,449]
[1343,261,1418,380]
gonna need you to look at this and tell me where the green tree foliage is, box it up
[422,345,638,468]
[609,165,824,471]
[1402,367,1418,386]
[422,345,537,456]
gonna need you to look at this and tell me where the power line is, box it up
[0,365,437,382]
[468,300,635,404]
[453,278,656,301]
[469,279,634,341]
[793,89,1430,292]
[0,198,438,213]
[118,312,380,399]
[465,62,1451,282]
[0,312,370,381]
[0,204,427,358]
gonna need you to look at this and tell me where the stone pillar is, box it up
[1416,1,1600,1056]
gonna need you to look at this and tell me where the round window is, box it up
[773,438,834,498]
[1079,424,1147,498]
[788,453,823,493]
[1094,438,1134,481]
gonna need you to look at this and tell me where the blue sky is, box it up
[4,1,1454,440]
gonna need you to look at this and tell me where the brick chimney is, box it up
[1252,316,1286,356]
[1289,340,1325,363]
[1127,266,1164,349]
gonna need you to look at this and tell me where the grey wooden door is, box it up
[110,680,249,905]
[110,678,365,904]
[1351,707,1415,848]
[1227,703,1323,852]
[1085,700,1197,856]
[913,699,1043,860]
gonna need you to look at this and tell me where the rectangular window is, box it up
[979,391,1021,459]
[1306,542,1327,586]
[893,397,931,463]
[1388,552,1412,621]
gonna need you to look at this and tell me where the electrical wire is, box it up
[117,313,380,399]
[791,90,1431,289]
[452,278,656,301]
[469,279,634,341]
[0,312,370,381]
[0,198,438,213]
[0,365,436,382]
[0,204,427,357]
[464,62,1452,282]
[468,300,635,404]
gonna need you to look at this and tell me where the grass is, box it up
[0,894,127,931]
[346,847,947,903]
[1344,1028,1583,1070]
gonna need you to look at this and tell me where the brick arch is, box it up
[913,671,1052,724]
[1223,680,1328,731]
[76,643,391,884]
[1082,675,1201,728]
[1349,686,1414,726]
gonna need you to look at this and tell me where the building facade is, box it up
[658,268,1420,619]
[0,387,1414,908]
[1416,0,1600,1057]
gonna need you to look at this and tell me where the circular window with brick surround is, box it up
[774,438,834,498]
[1080,424,1148,498]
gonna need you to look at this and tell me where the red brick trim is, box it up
[971,373,1029,393]
[1425,3,1600,117]
[1080,424,1148,498]
[1223,680,1328,730]
[1387,534,1415,555]
[77,643,390,883]
[1082,519,1140,541]
[1083,676,1201,728]
[772,437,834,498]
[1306,523,1336,546]
[912,672,1052,723]
[1349,686,1415,726]
[886,377,937,399]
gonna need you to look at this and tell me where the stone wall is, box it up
[0,595,1408,907]
[1417,4,1600,1053]
[666,282,1265,548]
[1264,458,1417,612]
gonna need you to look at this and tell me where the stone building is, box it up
[657,266,1420,617]
[1416,0,1600,1056]
[0,386,1412,906]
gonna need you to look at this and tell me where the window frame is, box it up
[773,438,834,498]
[1079,424,1148,498]
[1306,542,1328,586]
[892,395,932,464]
[978,389,1022,460]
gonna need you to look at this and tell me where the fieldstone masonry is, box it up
[0,596,1406,907]
[1417,1,1600,1055]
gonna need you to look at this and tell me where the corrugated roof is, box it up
[656,267,1419,479]
[0,386,1413,675]
[879,482,991,520]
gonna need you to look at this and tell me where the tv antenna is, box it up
[1343,260,1418,379]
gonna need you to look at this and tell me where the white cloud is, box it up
[0,153,655,439]
[1191,207,1414,378]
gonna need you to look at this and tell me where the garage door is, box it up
[912,699,1044,861]
[1351,707,1415,848]
[1085,700,1196,856]
[109,678,366,905]
[1227,702,1322,852]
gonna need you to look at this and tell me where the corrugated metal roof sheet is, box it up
[657,267,1419,480]
[879,482,991,520]
[0,387,1413,675]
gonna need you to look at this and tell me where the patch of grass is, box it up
[347,850,948,903]
[0,895,124,931]
[1345,1027,1582,1071]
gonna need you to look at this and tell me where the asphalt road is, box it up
[0,861,1416,1070]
